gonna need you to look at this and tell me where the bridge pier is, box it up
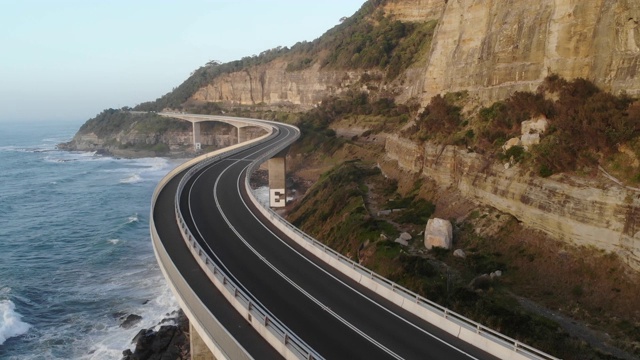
[268,149,288,208]
[237,126,249,144]
[190,323,215,360]
[193,122,202,151]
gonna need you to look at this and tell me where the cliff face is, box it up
[411,0,640,103]
[190,60,364,110]
[385,135,640,271]
[189,0,640,108]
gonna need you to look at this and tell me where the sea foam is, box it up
[120,174,143,184]
[127,213,139,224]
[0,300,31,345]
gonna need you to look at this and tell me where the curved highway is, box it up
[160,119,497,359]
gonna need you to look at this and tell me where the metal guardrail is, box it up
[243,126,559,360]
[173,125,323,360]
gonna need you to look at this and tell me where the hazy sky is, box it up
[0,0,365,122]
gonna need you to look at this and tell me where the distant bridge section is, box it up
[158,112,263,150]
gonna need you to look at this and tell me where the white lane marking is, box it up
[185,128,314,351]
[211,150,403,360]
[232,132,479,359]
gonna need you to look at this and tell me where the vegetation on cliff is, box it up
[399,76,640,182]
[272,75,640,358]
[78,109,190,137]
[285,154,640,359]
[133,0,436,112]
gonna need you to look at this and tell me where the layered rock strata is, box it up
[385,135,640,270]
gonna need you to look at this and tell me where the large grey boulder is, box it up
[424,218,453,250]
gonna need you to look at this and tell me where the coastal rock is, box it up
[120,314,142,329]
[424,218,453,250]
[122,309,189,360]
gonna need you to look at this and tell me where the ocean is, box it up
[0,119,183,359]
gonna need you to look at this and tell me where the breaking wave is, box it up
[0,300,31,345]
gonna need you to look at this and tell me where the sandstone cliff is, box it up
[189,60,364,110]
[384,135,640,271]
[187,0,640,109]
[410,0,640,104]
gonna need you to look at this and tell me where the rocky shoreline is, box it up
[121,309,190,360]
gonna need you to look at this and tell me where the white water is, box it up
[0,300,31,345]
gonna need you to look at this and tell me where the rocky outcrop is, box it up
[190,60,364,109]
[122,310,189,360]
[385,135,640,270]
[382,0,445,23]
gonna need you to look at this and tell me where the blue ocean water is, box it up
[0,120,182,359]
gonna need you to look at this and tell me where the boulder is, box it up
[394,238,409,246]
[521,117,548,135]
[521,133,541,149]
[424,218,453,250]
[453,249,466,258]
[399,232,412,241]
[502,137,521,151]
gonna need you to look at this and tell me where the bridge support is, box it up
[268,149,288,208]
[193,122,202,151]
[190,323,215,360]
[238,126,249,144]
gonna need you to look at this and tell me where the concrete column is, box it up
[237,126,248,144]
[193,122,202,151]
[268,156,286,208]
[190,322,215,360]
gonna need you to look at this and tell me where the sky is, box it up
[0,0,365,122]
